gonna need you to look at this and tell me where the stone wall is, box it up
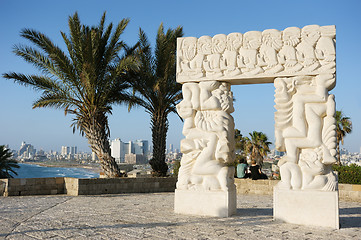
[234,178,278,195]
[0,177,177,196]
[1,177,360,202]
[338,183,361,202]
[1,178,64,196]
[64,177,177,196]
[234,178,361,202]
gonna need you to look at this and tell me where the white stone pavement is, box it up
[0,193,360,240]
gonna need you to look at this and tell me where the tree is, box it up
[3,12,137,177]
[234,129,247,161]
[127,24,183,176]
[0,145,20,178]
[244,131,272,166]
[335,110,352,165]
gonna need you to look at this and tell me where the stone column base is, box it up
[274,188,339,229]
[174,188,237,217]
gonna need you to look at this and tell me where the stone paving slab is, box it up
[0,193,360,239]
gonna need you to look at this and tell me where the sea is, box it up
[14,163,99,178]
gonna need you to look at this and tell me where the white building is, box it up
[18,141,36,159]
[61,146,70,156]
[110,138,149,164]
[110,138,128,163]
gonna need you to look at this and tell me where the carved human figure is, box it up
[315,25,336,72]
[204,34,227,78]
[237,31,263,75]
[274,74,337,190]
[221,32,242,77]
[176,81,235,191]
[296,25,321,72]
[298,148,337,191]
[259,29,284,74]
[278,27,303,73]
[178,37,204,79]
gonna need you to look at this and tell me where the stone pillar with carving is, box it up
[273,73,339,229]
[174,81,237,217]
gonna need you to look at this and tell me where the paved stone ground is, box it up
[0,193,360,240]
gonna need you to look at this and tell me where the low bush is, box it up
[333,164,361,185]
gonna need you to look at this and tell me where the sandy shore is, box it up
[19,161,101,173]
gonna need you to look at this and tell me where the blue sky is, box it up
[0,0,360,153]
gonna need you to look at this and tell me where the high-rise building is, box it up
[61,146,77,156]
[70,146,77,155]
[61,146,69,156]
[125,153,147,164]
[134,140,149,155]
[18,141,36,159]
[110,138,127,163]
[110,138,149,164]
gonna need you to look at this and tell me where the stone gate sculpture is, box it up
[174,24,338,229]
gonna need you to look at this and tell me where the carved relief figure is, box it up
[296,25,321,72]
[204,34,227,78]
[176,81,235,192]
[274,74,337,190]
[221,32,242,77]
[237,31,263,75]
[316,25,336,72]
[178,37,204,79]
[278,27,303,73]
[259,29,284,74]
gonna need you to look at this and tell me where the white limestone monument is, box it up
[174,24,338,229]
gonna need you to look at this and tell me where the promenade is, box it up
[0,193,360,240]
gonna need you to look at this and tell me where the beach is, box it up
[14,162,100,179]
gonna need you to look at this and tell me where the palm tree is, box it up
[0,145,20,178]
[2,12,137,177]
[244,131,272,166]
[127,24,183,177]
[234,129,247,159]
[335,110,352,165]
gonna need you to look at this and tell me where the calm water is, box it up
[14,163,99,178]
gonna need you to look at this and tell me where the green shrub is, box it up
[172,160,181,178]
[333,164,361,185]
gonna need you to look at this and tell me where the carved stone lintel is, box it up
[177,25,335,84]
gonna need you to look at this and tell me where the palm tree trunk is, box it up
[336,142,341,165]
[150,112,169,177]
[83,116,121,178]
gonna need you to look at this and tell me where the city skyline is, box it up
[1,0,360,153]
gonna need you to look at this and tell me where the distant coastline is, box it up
[19,161,101,174]
[15,162,100,179]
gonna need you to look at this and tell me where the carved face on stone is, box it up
[181,37,198,61]
[197,36,212,55]
[226,33,242,51]
[212,34,227,54]
[282,27,301,46]
[243,31,262,50]
[301,25,321,46]
[262,29,282,50]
